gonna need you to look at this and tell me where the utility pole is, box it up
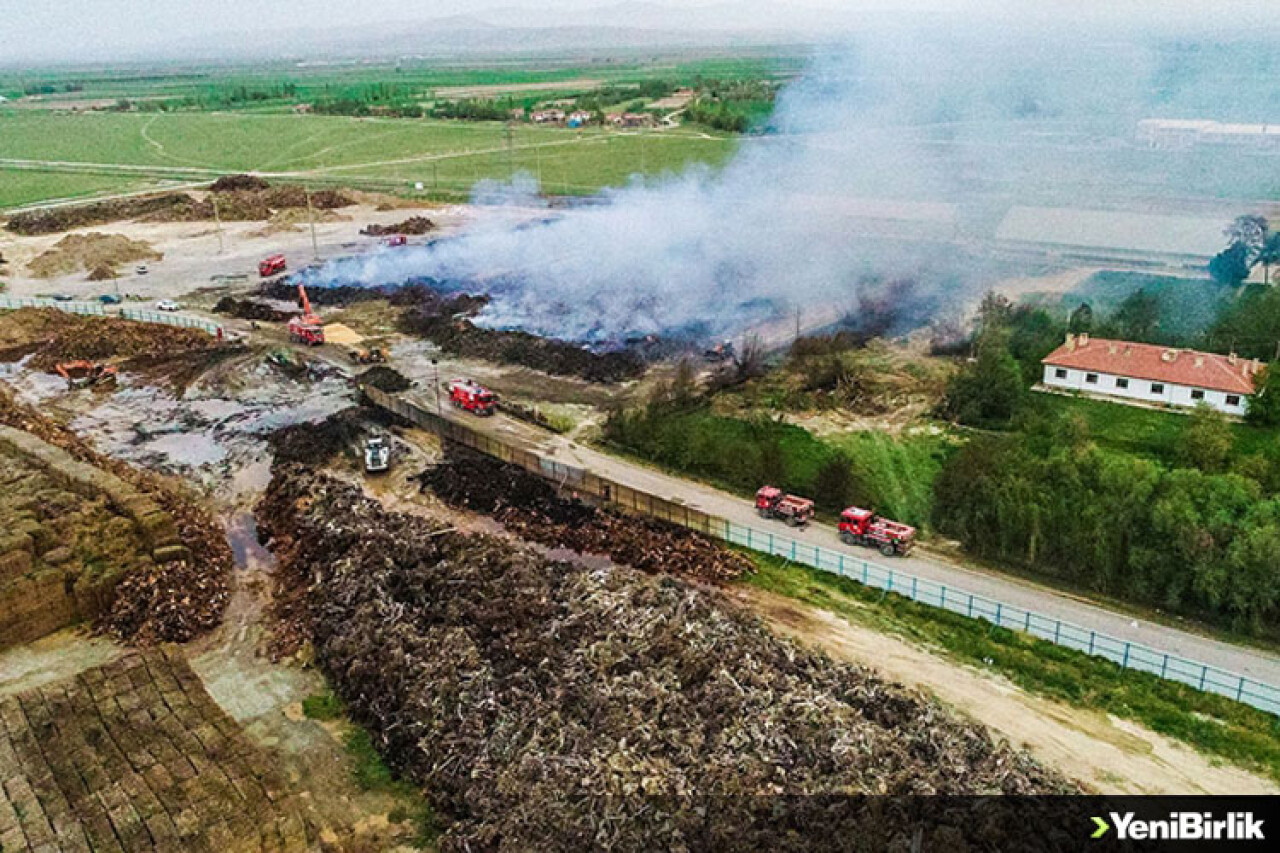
[794,305,801,342]
[212,192,224,254]
[304,185,320,263]
[431,357,442,415]
[505,120,515,180]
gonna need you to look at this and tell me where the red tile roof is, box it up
[1042,336,1263,395]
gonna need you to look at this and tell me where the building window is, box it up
[1054,368,1067,379]
[1191,389,1205,401]
[1151,383,1164,395]
[1226,394,1241,407]
[1085,373,1098,384]
[1115,377,1129,389]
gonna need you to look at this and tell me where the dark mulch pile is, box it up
[213,296,293,322]
[257,466,1077,852]
[400,312,644,383]
[417,445,751,584]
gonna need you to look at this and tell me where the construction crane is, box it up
[287,282,325,346]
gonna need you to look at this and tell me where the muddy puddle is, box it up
[4,351,356,498]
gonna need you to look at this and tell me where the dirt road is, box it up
[400,388,1280,692]
[740,586,1277,795]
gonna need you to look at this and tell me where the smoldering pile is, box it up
[416,446,751,584]
[257,467,1076,851]
[399,311,645,383]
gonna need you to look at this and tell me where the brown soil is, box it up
[26,232,162,279]
[739,585,1280,796]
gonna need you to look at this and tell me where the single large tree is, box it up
[1258,232,1280,285]
[1210,240,1253,286]
[1246,362,1280,426]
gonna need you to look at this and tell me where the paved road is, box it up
[404,389,1280,688]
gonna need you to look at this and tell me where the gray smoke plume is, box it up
[305,25,1273,342]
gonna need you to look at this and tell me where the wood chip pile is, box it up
[417,446,752,584]
[0,309,219,373]
[359,216,435,236]
[257,466,1076,851]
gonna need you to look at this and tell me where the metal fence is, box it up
[119,308,224,337]
[364,386,1280,717]
[0,295,106,316]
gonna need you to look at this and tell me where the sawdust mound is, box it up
[0,308,218,372]
[257,467,1076,851]
[27,232,162,279]
[418,445,752,584]
[0,388,231,643]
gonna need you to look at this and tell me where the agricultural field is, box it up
[0,111,739,209]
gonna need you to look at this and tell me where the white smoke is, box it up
[304,27,1247,341]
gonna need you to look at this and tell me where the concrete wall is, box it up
[1042,365,1248,416]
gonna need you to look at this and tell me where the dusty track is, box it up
[739,585,1279,796]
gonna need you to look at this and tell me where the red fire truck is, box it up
[259,253,288,277]
[755,486,815,527]
[838,507,916,557]
[449,379,497,416]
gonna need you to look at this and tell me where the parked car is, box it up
[98,293,122,305]
[51,293,74,302]
[135,264,149,275]
[155,300,181,312]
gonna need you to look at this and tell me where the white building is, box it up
[1040,335,1263,417]
[1137,118,1280,151]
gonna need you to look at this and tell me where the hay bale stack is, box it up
[257,467,1076,851]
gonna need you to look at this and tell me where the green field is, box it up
[0,111,739,208]
[1036,392,1277,461]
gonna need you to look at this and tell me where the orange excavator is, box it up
[287,282,325,346]
[56,360,118,389]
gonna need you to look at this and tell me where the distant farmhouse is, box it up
[1041,334,1263,417]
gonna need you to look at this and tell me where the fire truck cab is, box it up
[449,379,497,416]
[839,507,916,557]
[259,254,288,277]
[755,486,815,527]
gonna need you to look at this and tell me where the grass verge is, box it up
[741,552,1280,785]
[303,690,440,848]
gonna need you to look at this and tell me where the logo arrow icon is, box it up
[1091,816,1111,839]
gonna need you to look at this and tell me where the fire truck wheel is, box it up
[786,516,798,527]
[757,508,769,519]
[840,533,855,546]
[880,543,896,557]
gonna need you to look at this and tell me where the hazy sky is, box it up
[2,1,1278,65]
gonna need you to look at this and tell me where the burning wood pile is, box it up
[399,312,645,383]
[257,467,1075,851]
[417,446,751,584]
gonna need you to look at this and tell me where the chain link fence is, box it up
[365,386,1280,716]
[0,295,106,316]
